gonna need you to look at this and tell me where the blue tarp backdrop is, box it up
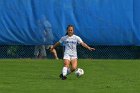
[0,0,139,45]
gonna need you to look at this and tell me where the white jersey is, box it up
[59,35,83,56]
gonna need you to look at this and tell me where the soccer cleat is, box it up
[61,76,67,80]
[59,74,67,80]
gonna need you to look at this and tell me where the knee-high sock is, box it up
[62,67,68,76]
[67,68,71,75]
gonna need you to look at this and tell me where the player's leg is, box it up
[70,58,78,72]
[60,59,70,80]
[60,54,70,80]
[66,55,78,75]
[63,59,70,75]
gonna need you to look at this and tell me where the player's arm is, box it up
[51,36,64,50]
[51,42,61,50]
[77,36,95,51]
[80,42,95,51]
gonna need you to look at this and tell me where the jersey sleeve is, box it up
[76,36,83,44]
[59,36,65,43]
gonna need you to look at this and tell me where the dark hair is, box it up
[66,24,74,30]
[65,25,74,35]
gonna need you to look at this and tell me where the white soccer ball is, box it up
[75,68,84,77]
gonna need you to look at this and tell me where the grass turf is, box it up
[0,59,140,93]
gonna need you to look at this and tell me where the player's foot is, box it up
[59,74,67,80]
[61,76,67,80]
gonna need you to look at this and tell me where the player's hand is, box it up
[88,47,95,51]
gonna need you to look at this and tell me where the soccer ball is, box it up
[75,68,84,77]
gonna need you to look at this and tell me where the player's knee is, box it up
[64,64,69,68]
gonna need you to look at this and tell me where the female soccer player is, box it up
[51,25,95,80]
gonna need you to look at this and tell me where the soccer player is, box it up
[51,25,95,80]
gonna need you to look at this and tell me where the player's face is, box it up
[67,27,74,36]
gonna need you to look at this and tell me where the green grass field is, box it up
[0,59,140,93]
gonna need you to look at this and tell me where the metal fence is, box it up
[0,45,140,59]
